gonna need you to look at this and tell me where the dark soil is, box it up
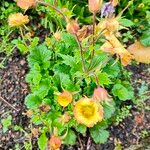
[0,51,29,149]
[0,52,150,150]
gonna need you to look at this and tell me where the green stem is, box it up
[91,13,96,59]
[75,34,86,72]
[37,0,67,21]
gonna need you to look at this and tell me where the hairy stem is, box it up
[75,34,86,72]
[91,13,96,59]
[37,0,66,21]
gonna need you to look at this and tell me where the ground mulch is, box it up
[0,52,149,150]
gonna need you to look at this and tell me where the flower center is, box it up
[81,105,95,118]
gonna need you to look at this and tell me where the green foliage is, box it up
[115,106,132,125]
[140,30,150,46]
[103,102,116,119]
[1,115,12,133]
[112,81,134,100]
[63,130,76,145]
[38,133,48,150]
[90,123,109,144]
[119,18,135,27]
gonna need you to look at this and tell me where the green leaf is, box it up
[112,83,134,100]
[61,33,77,48]
[26,63,42,85]
[58,73,78,91]
[30,37,39,48]
[75,124,87,135]
[1,115,12,133]
[33,78,51,99]
[17,43,28,54]
[63,130,76,145]
[98,72,111,86]
[28,44,52,70]
[119,18,135,27]
[103,60,120,78]
[140,31,150,46]
[88,53,108,71]
[25,94,42,109]
[59,54,77,67]
[103,102,115,119]
[38,133,48,150]
[90,124,109,144]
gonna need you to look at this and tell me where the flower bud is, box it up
[66,19,80,34]
[88,0,103,14]
[53,31,61,41]
[93,87,110,102]
[48,135,62,150]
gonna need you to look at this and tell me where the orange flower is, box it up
[17,0,36,10]
[74,98,103,127]
[48,135,62,150]
[66,19,80,35]
[88,0,103,14]
[57,91,72,107]
[101,34,133,66]
[97,17,119,36]
[93,87,111,102]
[8,13,29,27]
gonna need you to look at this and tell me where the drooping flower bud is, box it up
[93,87,111,102]
[88,0,103,14]
[48,135,62,150]
[66,19,80,35]
[17,0,36,10]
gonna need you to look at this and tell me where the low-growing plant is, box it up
[9,0,136,149]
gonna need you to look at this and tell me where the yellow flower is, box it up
[57,91,72,107]
[73,98,103,127]
[8,13,29,27]
[17,0,36,10]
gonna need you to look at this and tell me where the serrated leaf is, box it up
[90,126,109,144]
[33,78,51,98]
[75,124,87,135]
[25,94,41,109]
[38,133,48,150]
[28,44,52,70]
[63,130,76,145]
[88,54,108,71]
[98,72,111,85]
[103,102,115,119]
[103,60,120,78]
[59,54,76,67]
[26,63,42,85]
[119,18,134,27]
[58,73,78,91]
[112,83,134,100]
